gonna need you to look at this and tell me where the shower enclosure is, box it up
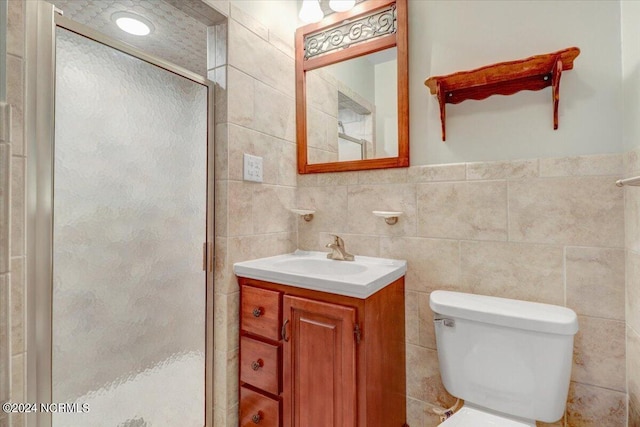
[26,2,214,426]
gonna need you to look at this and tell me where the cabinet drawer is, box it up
[241,285,281,341]
[240,386,280,427]
[241,336,280,395]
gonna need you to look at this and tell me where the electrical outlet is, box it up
[243,153,263,183]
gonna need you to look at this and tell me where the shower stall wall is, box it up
[26,3,215,426]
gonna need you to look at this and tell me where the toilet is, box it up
[429,290,579,426]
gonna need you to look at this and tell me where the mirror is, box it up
[296,0,409,174]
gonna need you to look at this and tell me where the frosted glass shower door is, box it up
[52,27,208,427]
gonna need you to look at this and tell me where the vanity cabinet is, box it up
[237,276,407,427]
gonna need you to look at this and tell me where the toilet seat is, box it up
[438,405,536,427]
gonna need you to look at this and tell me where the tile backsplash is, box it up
[298,154,628,427]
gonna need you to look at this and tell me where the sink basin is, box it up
[271,258,368,276]
[233,250,407,298]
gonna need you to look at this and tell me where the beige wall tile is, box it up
[228,233,296,268]
[540,154,623,177]
[227,67,254,128]
[7,0,23,58]
[406,396,445,427]
[628,251,640,333]
[316,172,358,187]
[229,4,268,41]
[405,291,419,346]
[407,163,466,182]
[296,186,348,247]
[204,0,229,17]
[358,168,409,184]
[10,353,24,403]
[509,176,624,247]
[466,159,539,180]
[214,123,229,181]
[6,55,23,157]
[278,141,297,187]
[417,180,508,241]
[227,20,293,98]
[418,292,437,350]
[347,184,416,236]
[212,67,228,125]
[0,274,7,404]
[228,124,281,184]
[214,236,232,292]
[628,327,640,427]
[572,316,625,392]
[566,382,626,427]
[268,31,294,58]
[253,81,295,142]
[624,146,640,174]
[406,344,456,407]
[10,157,24,257]
[252,185,296,234]
[566,247,625,320]
[227,181,253,236]
[626,187,640,253]
[10,258,23,355]
[460,241,564,305]
[380,237,460,293]
[0,144,10,274]
[296,174,318,188]
[215,180,228,237]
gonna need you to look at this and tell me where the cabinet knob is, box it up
[252,307,264,317]
[251,412,263,424]
[251,359,264,371]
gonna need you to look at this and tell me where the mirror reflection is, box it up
[306,47,398,164]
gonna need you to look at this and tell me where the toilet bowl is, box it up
[438,404,535,426]
[430,291,578,426]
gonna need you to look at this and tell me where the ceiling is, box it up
[49,0,217,76]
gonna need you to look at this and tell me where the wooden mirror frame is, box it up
[295,0,409,174]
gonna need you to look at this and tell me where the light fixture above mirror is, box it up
[299,0,359,24]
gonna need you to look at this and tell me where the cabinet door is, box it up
[282,295,357,427]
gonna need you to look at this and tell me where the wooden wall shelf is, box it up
[424,47,580,141]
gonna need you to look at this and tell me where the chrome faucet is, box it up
[325,234,354,261]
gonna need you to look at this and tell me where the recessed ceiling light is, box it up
[111,11,154,36]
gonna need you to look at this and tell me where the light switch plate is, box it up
[243,153,263,183]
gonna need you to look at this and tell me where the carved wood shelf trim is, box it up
[424,47,580,141]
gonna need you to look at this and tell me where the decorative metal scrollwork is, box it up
[304,4,397,60]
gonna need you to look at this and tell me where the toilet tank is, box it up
[429,291,578,423]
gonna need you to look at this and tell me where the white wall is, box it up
[327,56,376,104]
[622,0,640,151]
[375,59,397,157]
[410,0,623,165]
[230,0,299,40]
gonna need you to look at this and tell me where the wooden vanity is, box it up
[237,276,407,427]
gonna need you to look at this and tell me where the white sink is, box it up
[233,250,407,298]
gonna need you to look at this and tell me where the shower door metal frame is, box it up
[25,2,215,426]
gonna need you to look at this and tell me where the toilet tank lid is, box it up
[429,291,578,335]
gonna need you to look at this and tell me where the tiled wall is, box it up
[208,3,298,426]
[297,154,627,427]
[1,1,26,427]
[626,146,640,427]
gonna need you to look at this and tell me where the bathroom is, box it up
[1,0,639,426]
